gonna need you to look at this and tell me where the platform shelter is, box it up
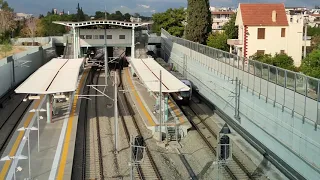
[128,57,190,122]
[15,58,84,123]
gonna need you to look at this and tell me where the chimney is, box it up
[272,10,277,22]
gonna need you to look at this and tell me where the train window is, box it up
[93,35,99,39]
[79,35,85,39]
[86,35,92,39]
[107,35,112,39]
[99,35,104,39]
[180,91,190,97]
[119,35,125,39]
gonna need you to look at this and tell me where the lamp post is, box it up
[159,70,163,142]
[18,126,38,180]
[0,155,28,180]
[114,70,119,152]
[304,17,308,59]
[29,109,46,152]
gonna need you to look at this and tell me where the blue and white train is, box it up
[154,57,193,105]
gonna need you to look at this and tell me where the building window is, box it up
[107,35,112,39]
[257,28,265,39]
[86,35,92,39]
[99,35,104,39]
[257,50,265,55]
[119,35,125,39]
[281,28,286,37]
[280,50,285,54]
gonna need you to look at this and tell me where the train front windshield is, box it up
[180,91,190,97]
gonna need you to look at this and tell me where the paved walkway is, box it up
[0,69,88,180]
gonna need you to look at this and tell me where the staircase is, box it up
[167,126,178,141]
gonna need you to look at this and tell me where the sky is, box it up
[8,0,320,16]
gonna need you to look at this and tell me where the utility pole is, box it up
[159,70,162,142]
[304,18,308,59]
[114,70,119,152]
[234,77,241,120]
[104,23,108,85]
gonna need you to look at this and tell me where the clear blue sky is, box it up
[8,0,319,16]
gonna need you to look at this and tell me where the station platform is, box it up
[123,67,192,138]
[0,68,89,180]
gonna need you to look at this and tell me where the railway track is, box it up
[0,95,33,157]
[85,67,106,179]
[117,69,162,180]
[71,68,94,180]
[180,103,251,180]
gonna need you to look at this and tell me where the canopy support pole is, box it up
[46,95,52,123]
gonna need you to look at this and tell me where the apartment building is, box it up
[212,11,235,32]
[227,3,310,67]
[211,7,235,32]
[14,13,33,21]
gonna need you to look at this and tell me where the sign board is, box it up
[28,96,40,100]
[54,95,66,99]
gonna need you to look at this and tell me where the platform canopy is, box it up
[15,58,84,94]
[129,58,190,93]
[53,20,152,28]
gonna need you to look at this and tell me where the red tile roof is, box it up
[239,3,289,26]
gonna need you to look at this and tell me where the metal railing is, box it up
[161,28,320,127]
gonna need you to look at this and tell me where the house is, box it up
[211,10,235,32]
[227,3,310,67]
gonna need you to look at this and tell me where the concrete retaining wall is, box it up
[0,43,57,98]
[161,34,320,179]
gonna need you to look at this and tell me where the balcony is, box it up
[227,39,243,46]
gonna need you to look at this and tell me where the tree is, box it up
[20,18,43,44]
[40,14,75,36]
[250,53,295,71]
[250,53,273,64]
[123,13,131,22]
[0,0,13,12]
[272,53,295,71]
[152,8,186,37]
[300,49,320,78]
[206,32,229,51]
[222,13,238,39]
[185,0,211,44]
[94,11,107,20]
[0,40,12,57]
[133,13,140,18]
[307,26,320,36]
[76,3,86,21]
[0,1,15,43]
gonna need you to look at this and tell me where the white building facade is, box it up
[79,29,132,47]
[211,11,234,32]
[228,3,310,67]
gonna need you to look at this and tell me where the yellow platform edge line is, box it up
[0,95,44,179]
[56,69,88,179]
[125,68,156,126]
[168,99,185,124]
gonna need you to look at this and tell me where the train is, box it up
[153,57,193,105]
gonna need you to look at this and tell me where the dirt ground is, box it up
[0,46,26,59]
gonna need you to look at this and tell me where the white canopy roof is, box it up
[15,58,84,94]
[129,58,190,93]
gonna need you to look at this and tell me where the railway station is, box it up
[0,18,319,180]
